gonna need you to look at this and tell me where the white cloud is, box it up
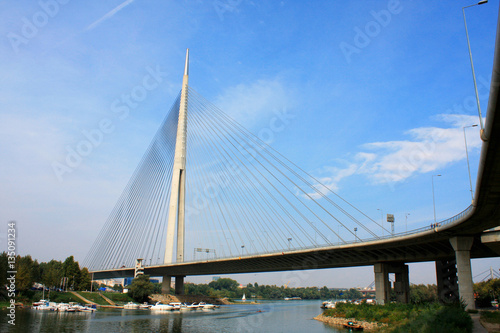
[361,114,481,183]
[307,114,482,194]
[307,163,358,199]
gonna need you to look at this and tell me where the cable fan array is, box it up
[84,86,389,271]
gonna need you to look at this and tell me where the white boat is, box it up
[198,302,215,309]
[56,303,76,312]
[169,302,182,310]
[123,301,140,309]
[32,299,48,307]
[33,301,57,311]
[150,302,173,311]
[139,302,151,309]
[72,304,97,313]
[242,294,246,302]
[179,303,197,311]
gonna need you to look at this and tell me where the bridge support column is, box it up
[374,263,390,305]
[450,237,475,310]
[175,276,185,295]
[394,264,410,304]
[374,263,409,305]
[436,259,459,303]
[162,275,171,294]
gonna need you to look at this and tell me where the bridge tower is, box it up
[162,49,189,294]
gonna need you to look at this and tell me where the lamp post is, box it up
[377,208,383,236]
[464,124,478,203]
[463,0,488,141]
[241,245,245,256]
[287,237,292,250]
[432,175,442,223]
[354,228,358,242]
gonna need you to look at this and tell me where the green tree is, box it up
[31,259,41,283]
[474,278,500,307]
[113,284,124,292]
[208,278,239,291]
[0,252,8,288]
[16,255,35,291]
[78,268,92,291]
[41,260,63,290]
[410,284,438,304]
[63,256,81,290]
[128,275,155,303]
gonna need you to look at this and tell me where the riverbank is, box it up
[317,302,474,333]
[314,313,386,331]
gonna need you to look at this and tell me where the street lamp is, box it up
[405,213,410,233]
[377,208,383,236]
[464,124,478,203]
[432,175,442,223]
[287,237,292,250]
[241,245,245,256]
[463,0,488,141]
[354,228,358,242]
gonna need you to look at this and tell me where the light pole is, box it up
[241,245,245,256]
[287,237,292,250]
[464,124,478,203]
[463,0,488,141]
[377,208,383,236]
[405,213,410,233]
[432,174,442,223]
[354,228,358,242]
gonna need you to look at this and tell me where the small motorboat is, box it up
[343,321,363,331]
[150,302,173,311]
[123,301,140,309]
[139,302,151,309]
[198,302,215,309]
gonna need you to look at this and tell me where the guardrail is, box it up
[106,204,475,269]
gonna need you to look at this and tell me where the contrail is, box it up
[86,0,135,31]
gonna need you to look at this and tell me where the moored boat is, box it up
[343,321,363,331]
[150,302,173,311]
[124,301,140,309]
[198,302,215,309]
[139,302,151,309]
[33,301,57,311]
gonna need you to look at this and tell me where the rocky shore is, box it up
[314,313,388,331]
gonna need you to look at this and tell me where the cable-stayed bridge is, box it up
[85,11,500,309]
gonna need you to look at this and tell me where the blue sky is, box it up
[0,0,499,288]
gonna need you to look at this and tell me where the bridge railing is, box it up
[140,205,475,266]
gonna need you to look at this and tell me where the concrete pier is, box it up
[450,236,475,310]
[162,275,171,294]
[374,262,409,304]
[436,259,459,303]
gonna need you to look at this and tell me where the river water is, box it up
[1,300,342,333]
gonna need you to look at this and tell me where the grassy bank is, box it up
[100,292,133,304]
[323,302,473,332]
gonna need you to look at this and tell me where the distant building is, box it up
[100,279,122,287]
[212,276,220,281]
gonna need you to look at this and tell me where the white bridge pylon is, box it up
[164,49,189,265]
